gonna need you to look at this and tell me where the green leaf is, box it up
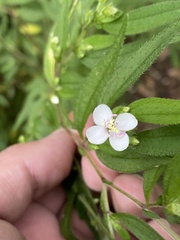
[130,98,180,125]
[97,143,171,173]
[18,5,44,22]
[127,1,180,35]
[54,0,71,51]
[81,48,108,69]
[110,213,164,240]
[143,166,165,203]
[39,0,60,21]
[111,219,130,240]
[1,0,33,5]
[0,95,9,107]
[74,21,179,134]
[82,34,115,50]
[79,0,97,23]
[13,79,48,131]
[142,209,161,220]
[135,125,180,157]
[74,15,127,133]
[103,1,180,35]
[163,154,180,216]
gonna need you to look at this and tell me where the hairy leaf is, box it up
[135,125,180,157]
[74,16,127,133]
[110,213,163,240]
[97,144,171,173]
[82,34,115,50]
[127,1,180,35]
[130,98,180,125]
[103,1,180,35]
[163,154,180,216]
[74,22,179,133]
[143,166,165,203]
[111,220,130,240]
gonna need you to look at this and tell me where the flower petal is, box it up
[115,113,138,131]
[109,133,129,151]
[93,104,112,125]
[86,125,109,144]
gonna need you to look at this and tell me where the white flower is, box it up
[86,104,138,151]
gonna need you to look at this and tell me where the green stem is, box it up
[69,0,78,19]
[101,185,114,239]
[103,179,144,208]
[78,194,114,240]
[146,202,161,208]
[155,219,180,240]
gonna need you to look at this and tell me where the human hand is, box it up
[0,125,179,240]
[0,129,76,240]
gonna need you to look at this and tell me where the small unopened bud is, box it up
[130,137,139,146]
[166,199,180,217]
[88,143,99,150]
[95,3,122,24]
[18,135,25,143]
[112,106,130,114]
[77,44,93,58]
[122,106,130,113]
[103,5,119,16]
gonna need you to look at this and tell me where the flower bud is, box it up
[166,199,180,217]
[129,137,139,146]
[95,3,122,24]
[76,43,93,58]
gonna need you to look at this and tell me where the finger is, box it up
[15,203,64,240]
[37,186,65,214]
[149,218,180,240]
[71,210,94,240]
[110,174,161,217]
[81,151,118,191]
[0,220,25,240]
[0,129,75,222]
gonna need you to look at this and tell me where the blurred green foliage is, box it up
[0,0,59,149]
[0,0,179,150]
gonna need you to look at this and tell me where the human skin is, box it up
[0,127,179,240]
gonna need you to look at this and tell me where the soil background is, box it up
[129,49,180,101]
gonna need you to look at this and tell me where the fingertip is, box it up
[111,174,145,216]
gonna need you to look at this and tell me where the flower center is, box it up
[103,117,125,137]
[108,119,119,133]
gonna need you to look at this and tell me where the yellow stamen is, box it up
[108,119,119,133]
